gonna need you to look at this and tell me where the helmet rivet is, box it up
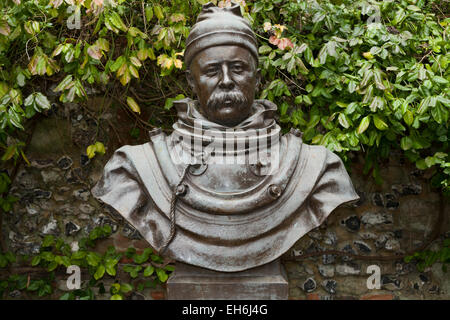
[268,184,281,198]
[175,184,188,197]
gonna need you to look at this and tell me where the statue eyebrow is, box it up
[202,59,248,68]
[229,60,248,66]
[202,62,221,69]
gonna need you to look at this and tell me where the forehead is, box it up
[190,45,255,68]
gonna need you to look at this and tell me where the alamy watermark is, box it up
[366,265,381,289]
[66,6,81,30]
[66,265,81,290]
[169,120,282,175]
[66,0,117,30]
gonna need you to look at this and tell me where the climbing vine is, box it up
[0,225,173,299]
[0,0,448,194]
[404,238,450,273]
[0,0,448,299]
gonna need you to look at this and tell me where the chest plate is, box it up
[150,132,301,215]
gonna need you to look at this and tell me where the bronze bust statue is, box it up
[92,2,358,272]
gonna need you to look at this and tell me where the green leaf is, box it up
[0,20,11,36]
[433,76,448,85]
[27,280,40,291]
[126,96,141,114]
[106,265,116,277]
[42,283,53,296]
[105,258,118,276]
[31,255,41,266]
[94,142,106,156]
[1,145,17,161]
[360,69,373,88]
[86,252,101,267]
[369,96,384,112]
[130,266,142,278]
[133,249,152,264]
[89,227,100,240]
[59,256,71,267]
[373,70,386,90]
[259,45,272,55]
[401,137,413,151]
[94,264,106,280]
[431,104,448,124]
[86,145,96,159]
[415,159,427,170]
[109,12,128,32]
[64,49,74,63]
[164,265,175,272]
[303,95,312,105]
[338,113,350,129]
[41,251,54,262]
[425,156,436,167]
[71,251,86,260]
[24,94,34,107]
[47,261,58,271]
[120,283,133,293]
[110,56,126,72]
[156,268,168,282]
[436,95,450,105]
[130,56,142,68]
[86,142,105,159]
[345,103,358,115]
[150,254,163,263]
[145,6,154,21]
[143,265,154,277]
[417,97,431,115]
[59,292,72,300]
[154,5,164,20]
[53,75,74,92]
[0,255,7,268]
[357,116,370,135]
[403,110,414,126]
[110,294,123,300]
[373,115,388,130]
[110,283,121,294]
[87,45,102,60]
[42,235,55,248]
[34,92,51,110]
[95,38,110,52]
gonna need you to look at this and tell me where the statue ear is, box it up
[255,68,261,89]
[186,70,197,94]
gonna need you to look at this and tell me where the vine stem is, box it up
[0,117,39,254]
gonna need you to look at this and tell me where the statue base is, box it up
[166,259,288,300]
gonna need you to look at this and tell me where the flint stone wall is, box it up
[2,99,449,300]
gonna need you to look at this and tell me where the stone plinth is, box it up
[166,259,288,300]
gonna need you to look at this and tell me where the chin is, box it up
[212,107,248,127]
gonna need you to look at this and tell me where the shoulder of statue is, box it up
[296,140,359,208]
[92,142,155,196]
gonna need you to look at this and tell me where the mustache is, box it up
[207,90,248,110]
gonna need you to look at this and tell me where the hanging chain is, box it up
[160,164,191,255]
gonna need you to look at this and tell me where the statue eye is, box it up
[204,67,218,76]
[231,65,243,72]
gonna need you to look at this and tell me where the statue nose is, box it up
[218,65,234,90]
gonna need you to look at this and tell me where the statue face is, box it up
[187,45,260,127]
